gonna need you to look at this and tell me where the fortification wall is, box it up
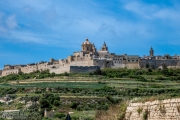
[125,98,180,120]
[111,62,126,68]
[126,62,139,69]
[49,66,70,74]
[37,63,47,71]
[70,60,94,66]
[70,66,99,73]
[21,65,38,73]
[47,64,61,69]
[156,60,179,68]
[2,69,20,76]
[140,59,179,68]
[94,59,107,68]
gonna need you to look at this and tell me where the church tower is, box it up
[150,47,154,57]
[99,42,109,53]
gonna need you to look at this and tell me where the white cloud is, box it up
[5,15,17,29]
[153,9,180,21]
[0,11,4,23]
[8,31,76,48]
[124,1,158,19]
[124,1,180,22]
[0,26,7,33]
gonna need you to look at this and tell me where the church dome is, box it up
[82,38,93,45]
[81,38,96,52]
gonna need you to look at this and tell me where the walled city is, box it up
[1,38,180,77]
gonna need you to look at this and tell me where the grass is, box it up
[2,74,180,119]
[70,110,96,119]
[0,82,106,89]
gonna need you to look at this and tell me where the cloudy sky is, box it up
[1,0,180,69]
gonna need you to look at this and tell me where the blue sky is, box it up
[1,0,180,69]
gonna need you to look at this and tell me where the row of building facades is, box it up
[1,38,180,77]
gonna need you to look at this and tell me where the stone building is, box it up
[1,38,180,77]
[139,47,180,69]
[44,109,54,118]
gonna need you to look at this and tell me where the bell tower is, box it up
[150,47,154,57]
[99,42,109,53]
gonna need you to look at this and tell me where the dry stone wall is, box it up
[125,98,180,120]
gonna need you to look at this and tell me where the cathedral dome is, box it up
[81,38,96,52]
[82,38,93,45]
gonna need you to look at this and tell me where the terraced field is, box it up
[1,71,180,119]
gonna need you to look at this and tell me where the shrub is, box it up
[155,76,165,80]
[137,76,147,82]
[137,107,143,115]
[70,102,79,109]
[143,109,148,120]
[54,113,66,119]
[159,104,166,114]
[53,100,60,106]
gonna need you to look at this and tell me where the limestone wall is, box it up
[139,59,179,68]
[1,69,20,76]
[70,60,94,66]
[125,98,180,120]
[70,66,99,73]
[21,65,38,73]
[49,66,70,74]
[94,59,107,68]
[37,63,47,71]
[125,62,139,69]
[111,62,126,68]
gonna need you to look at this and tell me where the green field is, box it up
[0,81,105,89]
[1,68,180,119]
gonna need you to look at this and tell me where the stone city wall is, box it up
[125,62,139,69]
[49,66,70,74]
[37,63,47,71]
[1,69,20,76]
[70,66,99,73]
[139,59,179,68]
[125,98,180,120]
[21,65,37,73]
[94,59,107,68]
[111,62,126,68]
[70,60,94,66]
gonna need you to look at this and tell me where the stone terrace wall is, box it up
[125,98,180,120]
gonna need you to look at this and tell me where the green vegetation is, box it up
[137,107,143,115]
[143,109,148,120]
[1,68,180,119]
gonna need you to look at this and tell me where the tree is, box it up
[39,98,51,109]
[53,100,60,106]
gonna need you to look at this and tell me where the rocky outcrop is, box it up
[125,98,180,120]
